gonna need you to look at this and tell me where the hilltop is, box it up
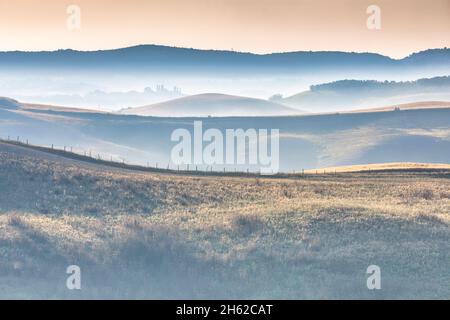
[282,76,450,112]
[120,93,302,117]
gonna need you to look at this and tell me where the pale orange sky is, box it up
[0,0,449,58]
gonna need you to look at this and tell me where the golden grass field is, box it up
[304,162,450,173]
[0,141,449,299]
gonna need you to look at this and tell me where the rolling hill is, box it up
[120,93,302,117]
[282,76,450,112]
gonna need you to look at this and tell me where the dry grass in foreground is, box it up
[0,142,449,299]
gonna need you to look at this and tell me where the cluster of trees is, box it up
[310,76,450,93]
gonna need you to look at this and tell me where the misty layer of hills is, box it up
[1,46,450,110]
[9,75,450,116]
[15,86,185,110]
[281,76,450,112]
[22,74,447,117]
[1,45,449,167]
[116,76,450,116]
[1,97,450,172]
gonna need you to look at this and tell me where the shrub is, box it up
[7,214,25,228]
[413,189,434,200]
[232,214,263,235]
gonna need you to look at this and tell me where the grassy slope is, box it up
[0,142,449,299]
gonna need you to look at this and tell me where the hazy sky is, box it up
[0,0,448,58]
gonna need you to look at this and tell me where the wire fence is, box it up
[0,135,357,177]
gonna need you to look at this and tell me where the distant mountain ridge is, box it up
[1,45,449,74]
